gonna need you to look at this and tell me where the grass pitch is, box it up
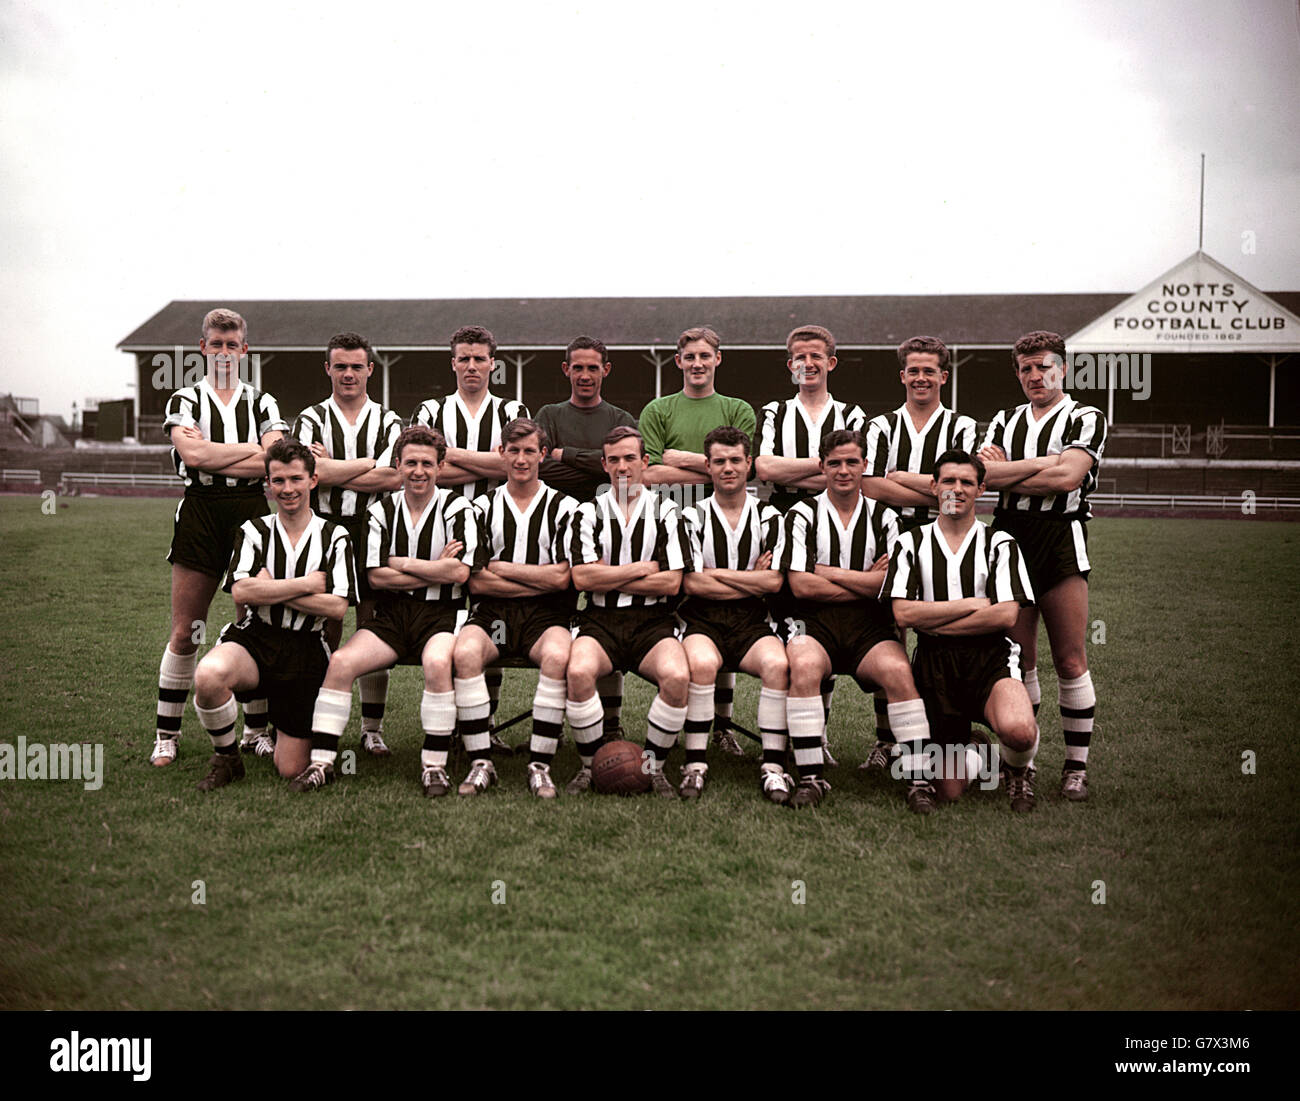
[1,497,1297,1010]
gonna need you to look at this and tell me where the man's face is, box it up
[501,432,545,484]
[901,352,948,407]
[706,442,751,493]
[200,328,248,379]
[601,438,648,495]
[676,339,719,393]
[562,349,610,402]
[268,458,316,515]
[326,347,373,402]
[399,444,442,495]
[788,338,836,391]
[820,442,865,496]
[452,342,494,395]
[932,462,983,518]
[1015,350,1065,407]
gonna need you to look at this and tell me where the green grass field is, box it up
[1,496,1297,1010]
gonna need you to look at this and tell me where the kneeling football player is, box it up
[191,438,355,791]
[680,427,793,803]
[454,418,578,799]
[782,429,932,810]
[884,450,1040,813]
[565,427,692,799]
[303,425,480,796]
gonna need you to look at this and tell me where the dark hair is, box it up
[818,428,866,460]
[602,425,645,457]
[326,331,374,364]
[565,335,607,363]
[786,325,836,358]
[394,424,447,464]
[265,437,315,477]
[897,335,950,371]
[1011,330,1066,367]
[704,425,752,460]
[451,325,497,357]
[501,416,549,451]
[932,448,985,484]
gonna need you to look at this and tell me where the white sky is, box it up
[2,0,1298,419]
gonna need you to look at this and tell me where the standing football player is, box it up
[859,335,977,774]
[412,324,530,745]
[884,449,1039,813]
[680,427,792,804]
[638,325,757,756]
[191,439,354,792]
[756,324,866,766]
[535,336,638,503]
[152,308,287,769]
[292,332,403,758]
[977,331,1106,802]
[535,336,638,748]
[454,418,578,799]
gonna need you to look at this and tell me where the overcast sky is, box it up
[2,0,1298,419]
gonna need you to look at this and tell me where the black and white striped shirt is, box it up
[569,489,692,609]
[223,512,356,632]
[882,521,1034,611]
[293,398,404,519]
[981,396,1107,519]
[684,494,786,573]
[784,492,900,578]
[366,488,480,603]
[410,392,531,501]
[863,404,977,522]
[758,394,866,507]
[163,380,288,491]
[472,483,577,569]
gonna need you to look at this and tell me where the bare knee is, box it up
[688,652,721,685]
[878,657,917,699]
[658,665,689,707]
[999,718,1038,753]
[787,646,824,695]
[1055,654,1088,681]
[193,660,227,701]
[758,654,789,690]
[537,644,569,681]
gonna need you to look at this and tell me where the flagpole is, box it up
[1198,153,1205,251]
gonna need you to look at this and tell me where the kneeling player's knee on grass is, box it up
[935,776,966,804]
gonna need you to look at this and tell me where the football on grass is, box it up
[592,740,651,795]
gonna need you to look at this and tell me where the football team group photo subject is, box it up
[153,311,1103,815]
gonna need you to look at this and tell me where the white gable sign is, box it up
[1069,252,1300,353]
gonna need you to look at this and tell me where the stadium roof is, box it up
[119,292,1300,352]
